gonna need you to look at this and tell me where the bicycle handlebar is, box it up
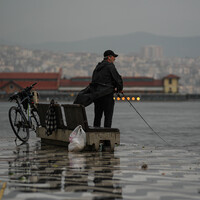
[9,82,37,101]
[24,82,37,92]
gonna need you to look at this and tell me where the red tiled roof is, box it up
[124,80,163,87]
[60,79,71,86]
[123,76,154,80]
[0,81,9,88]
[163,74,180,79]
[71,76,91,79]
[0,72,60,90]
[60,78,163,87]
[65,81,90,87]
[0,80,23,89]
[0,80,58,90]
[0,72,60,79]
[60,79,90,87]
[16,81,58,90]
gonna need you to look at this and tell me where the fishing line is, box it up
[119,93,171,146]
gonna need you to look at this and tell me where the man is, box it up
[92,50,123,128]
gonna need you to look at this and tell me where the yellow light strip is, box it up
[113,96,141,101]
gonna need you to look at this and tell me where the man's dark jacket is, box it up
[74,59,123,107]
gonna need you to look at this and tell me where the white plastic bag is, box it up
[68,125,86,152]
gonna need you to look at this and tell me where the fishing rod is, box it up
[119,92,171,146]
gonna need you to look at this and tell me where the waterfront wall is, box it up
[1,93,200,102]
[138,93,200,101]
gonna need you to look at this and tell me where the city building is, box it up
[141,45,163,59]
[0,70,62,94]
[163,74,180,93]
[0,72,179,95]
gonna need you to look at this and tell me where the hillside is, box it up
[22,32,200,57]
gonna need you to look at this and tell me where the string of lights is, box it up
[113,96,141,101]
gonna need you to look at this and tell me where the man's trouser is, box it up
[93,93,114,128]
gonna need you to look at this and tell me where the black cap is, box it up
[104,50,118,58]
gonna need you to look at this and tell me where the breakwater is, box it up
[137,93,200,101]
[1,93,200,102]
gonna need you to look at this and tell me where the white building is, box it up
[141,45,163,59]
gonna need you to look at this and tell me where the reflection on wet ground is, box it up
[1,139,122,200]
[0,138,200,200]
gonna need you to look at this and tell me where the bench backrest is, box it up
[62,104,119,132]
[36,103,65,129]
[62,104,89,130]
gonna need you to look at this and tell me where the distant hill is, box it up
[2,32,200,57]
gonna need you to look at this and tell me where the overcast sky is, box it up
[1,0,200,45]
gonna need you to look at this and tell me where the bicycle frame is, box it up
[9,83,39,142]
[15,96,31,128]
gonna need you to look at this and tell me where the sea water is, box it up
[1,101,200,146]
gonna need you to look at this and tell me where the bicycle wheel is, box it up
[30,110,40,132]
[9,106,29,142]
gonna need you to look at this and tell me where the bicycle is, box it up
[8,83,40,143]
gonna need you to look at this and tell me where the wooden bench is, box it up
[36,103,120,151]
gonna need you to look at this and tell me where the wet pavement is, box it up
[1,102,200,199]
[0,138,200,200]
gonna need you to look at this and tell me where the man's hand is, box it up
[114,88,123,93]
